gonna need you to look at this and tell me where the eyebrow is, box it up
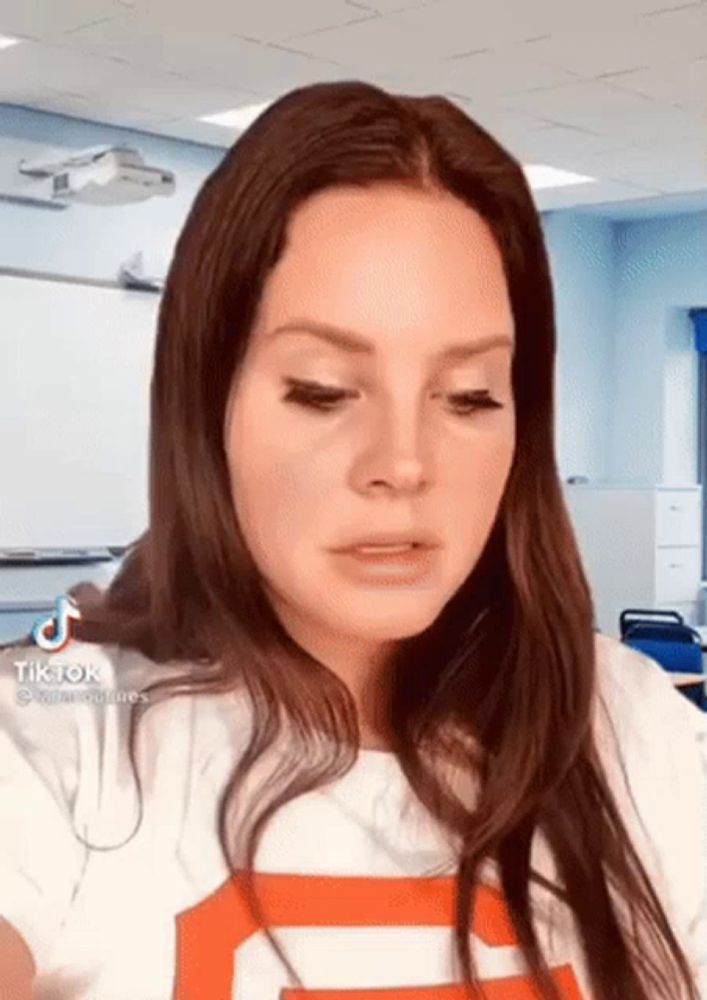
[267,320,514,361]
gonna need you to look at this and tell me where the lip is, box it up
[329,544,439,587]
[330,531,441,552]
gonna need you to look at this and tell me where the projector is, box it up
[2,144,176,208]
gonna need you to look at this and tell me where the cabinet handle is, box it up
[668,505,682,511]
[668,563,682,570]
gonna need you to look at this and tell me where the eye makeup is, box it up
[282,378,358,411]
[280,377,505,417]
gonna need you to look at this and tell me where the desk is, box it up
[692,624,707,649]
[670,671,706,689]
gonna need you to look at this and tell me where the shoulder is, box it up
[0,637,257,857]
[592,629,706,742]
[591,630,706,800]
[0,635,213,709]
[591,631,706,946]
[0,640,158,828]
[0,638,157,740]
[0,637,256,786]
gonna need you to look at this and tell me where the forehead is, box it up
[251,183,515,357]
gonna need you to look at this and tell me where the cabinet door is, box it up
[655,546,702,603]
[656,489,701,547]
[666,601,700,627]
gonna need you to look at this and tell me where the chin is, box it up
[324,590,446,640]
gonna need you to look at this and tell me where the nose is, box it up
[350,397,432,497]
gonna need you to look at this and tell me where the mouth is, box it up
[339,542,429,562]
[345,541,427,554]
[328,541,440,585]
[330,533,441,555]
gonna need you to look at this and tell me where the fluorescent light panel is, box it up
[524,164,596,190]
[198,102,271,130]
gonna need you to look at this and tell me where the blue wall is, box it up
[541,212,616,482]
[612,213,706,485]
[541,207,705,485]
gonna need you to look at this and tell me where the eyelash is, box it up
[281,378,504,416]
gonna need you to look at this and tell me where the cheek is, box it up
[225,413,341,559]
[447,404,514,462]
[442,422,515,530]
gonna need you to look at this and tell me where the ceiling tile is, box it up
[0,40,240,117]
[443,50,579,96]
[0,0,127,39]
[516,4,707,77]
[0,86,61,104]
[0,0,705,205]
[343,0,445,12]
[444,96,553,143]
[55,13,350,94]
[598,57,707,110]
[117,0,369,45]
[0,39,123,95]
[580,136,707,193]
[514,124,623,163]
[284,0,583,69]
[499,78,701,142]
[0,39,262,126]
[376,49,580,100]
[84,73,259,121]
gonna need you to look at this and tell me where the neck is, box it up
[270,593,398,750]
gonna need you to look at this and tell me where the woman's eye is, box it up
[282,379,356,411]
[444,390,505,416]
[281,379,504,416]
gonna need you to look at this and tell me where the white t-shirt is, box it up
[0,632,705,1000]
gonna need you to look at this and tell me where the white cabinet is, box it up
[655,546,702,603]
[656,489,702,546]
[562,483,704,638]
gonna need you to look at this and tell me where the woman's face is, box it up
[223,182,515,660]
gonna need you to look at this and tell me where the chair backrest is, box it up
[624,624,691,642]
[624,620,701,646]
[619,607,683,639]
[623,634,703,674]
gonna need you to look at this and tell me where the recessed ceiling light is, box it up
[0,34,21,50]
[198,102,272,130]
[524,164,596,191]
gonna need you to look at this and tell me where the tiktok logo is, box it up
[32,594,82,653]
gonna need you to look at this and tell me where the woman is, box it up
[0,80,704,1000]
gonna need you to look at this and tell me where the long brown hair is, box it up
[7,80,698,999]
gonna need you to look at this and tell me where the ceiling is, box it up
[0,0,706,215]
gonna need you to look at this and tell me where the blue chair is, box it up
[619,609,706,711]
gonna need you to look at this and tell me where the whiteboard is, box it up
[0,272,160,549]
